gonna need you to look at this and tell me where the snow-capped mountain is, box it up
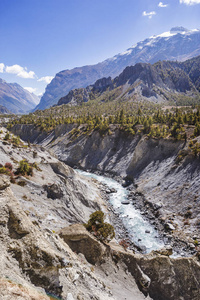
[0,79,40,114]
[35,27,200,111]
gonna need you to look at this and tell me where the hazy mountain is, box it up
[57,55,200,107]
[35,27,200,111]
[0,79,39,114]
[0,105,12,114]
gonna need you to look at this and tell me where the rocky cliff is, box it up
[59,224,200,300]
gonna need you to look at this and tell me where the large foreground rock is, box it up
[59,224,106,265]
[58,224,200,300]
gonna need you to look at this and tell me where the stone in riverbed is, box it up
[121,201,130,205]
[165,222,175,231]
[155,245,173,256]
[189,243,195,250]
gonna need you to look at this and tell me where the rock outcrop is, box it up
[59,223,200,300]
[59,224,106,265]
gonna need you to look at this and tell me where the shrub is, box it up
[184,210,192,218]
[119,239,129,250]
[15,160,33,176]
[17,180,26,187]
[0,166,9,175]
[12,136,20,145]
[33,151,37,158]
[4,133,10,141]
[32,162,42,171]
[10,176,16,184]
[84,211,115,242]
[5,162,13,171]
[0,163,15,183]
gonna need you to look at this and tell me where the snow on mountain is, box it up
[35,27,200,111]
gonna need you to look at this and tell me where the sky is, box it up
[0,0,200,97]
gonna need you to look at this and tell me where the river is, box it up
[77,169,164,253]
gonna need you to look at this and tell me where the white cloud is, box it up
[24,87,37,94]
[5,64,36,79]
[180,0,200,4]
[158,2,168,7]
[142,11,156,19]
[37,76,54,84]
[0,63,5,73]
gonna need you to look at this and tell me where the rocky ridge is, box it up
[57,55,200,107]
[35,27,200,110]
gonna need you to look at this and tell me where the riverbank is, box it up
[76,168,196,257]
[10,123,200,255]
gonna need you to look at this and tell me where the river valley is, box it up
[4,123,200,300]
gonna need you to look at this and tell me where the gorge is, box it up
[3,120,198,299]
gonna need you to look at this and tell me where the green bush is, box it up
[84,211,115,242]
[12,136,20,145]
[4,133,10,141]
[16,160,33,176]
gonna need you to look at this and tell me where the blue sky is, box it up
[0,0,200,96]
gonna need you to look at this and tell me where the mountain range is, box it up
[35,26,200,111]
[0,79,39,114]
[56,55,200,107]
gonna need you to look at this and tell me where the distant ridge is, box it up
[57,55,200,107]
[35,27,200,111]
[0,79,39,114]
[0,105,12,114]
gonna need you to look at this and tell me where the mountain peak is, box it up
[35,27,200,111]
[170,26,188,33]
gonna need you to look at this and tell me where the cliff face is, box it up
[60,224,200,300]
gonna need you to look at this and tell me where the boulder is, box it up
[165,222,175,231]
[121,201,130,205]
[155,245,173,256]
[0,175,10,190]
[58,224,106,265]
[44,183,64,199]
